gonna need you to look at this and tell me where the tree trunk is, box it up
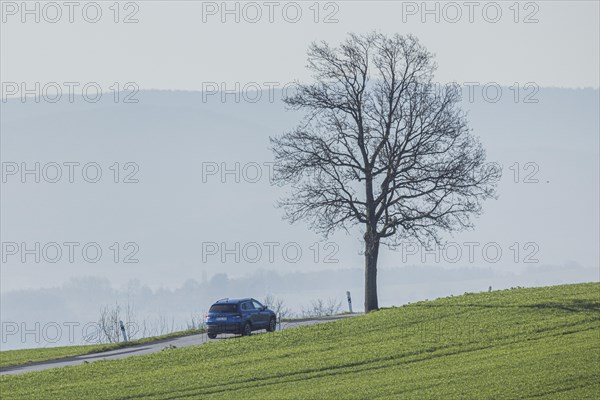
[364,233,380,312]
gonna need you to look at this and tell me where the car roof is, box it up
[213,298,254,304]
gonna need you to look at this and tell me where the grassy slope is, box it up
[1,283,598,399]
[0,329,205,369]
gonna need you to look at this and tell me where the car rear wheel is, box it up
[208,333,217,339]
[267,317,276,332]
[242,322,252,336]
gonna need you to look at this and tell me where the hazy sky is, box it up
[1,1,599,90]
[1,1,599,294]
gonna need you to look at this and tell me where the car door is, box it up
[242,301,260,326]
[252,300,269,328]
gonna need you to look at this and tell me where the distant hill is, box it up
[1,87,598,289]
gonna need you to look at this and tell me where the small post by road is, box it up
[119,320,128,342]
[346,291,353,313]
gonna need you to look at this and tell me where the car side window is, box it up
[242,302,254,311]
[252,300,263,310]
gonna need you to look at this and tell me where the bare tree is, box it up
[93,301,137,344]
[301,298,342,318]
[263,294,292,319]
[186,312,205,330]
[271,33,499,312]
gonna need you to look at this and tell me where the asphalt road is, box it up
[0,314,359,376]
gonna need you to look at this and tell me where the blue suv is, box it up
[205,298,277,339]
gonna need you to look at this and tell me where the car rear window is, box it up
[209,304,238,313]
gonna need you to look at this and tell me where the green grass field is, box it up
[0,328,204,369]
[1,283,598,399]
